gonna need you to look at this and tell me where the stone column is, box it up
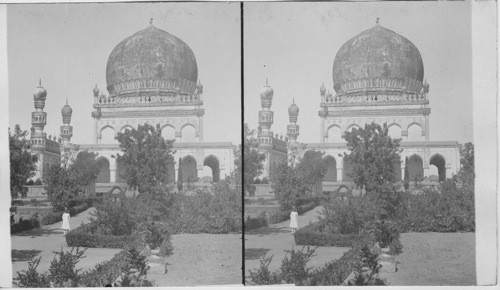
[199,116,204,142]
[321,118,325,143]
[425,115,430,141]
[175,131,182,143]
[110,158,117,183]
[336,167,343,182]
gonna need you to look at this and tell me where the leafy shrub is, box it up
[144,223,164,250]
[294,221,362,247]
[48,248,86,286]
[373,219,400,248]
[167,182,241,234]
[321,195,383,235]
[159,238,174,257]
[66,222,136,248]
[13,257,50,287]
[347,245,386,286]
[395,183,475,232]
[11,214,40,234]
[39,202,91,226]
[90,194,135,236]
[79,251,129,287]
[280,246,316,285]
[247,256,281,285]
[245,213,268,230]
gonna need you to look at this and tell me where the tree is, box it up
[45,164,79,212]
[238,124,265,196]
[273,149,327,210]
[9,125,38,198]
[69,151,100,196]
[177,157,183,192]
[115,124,175,194]
[343,123,402,195]
[456,142,474,190]
[295,149,328,195]
[403,156,410,191]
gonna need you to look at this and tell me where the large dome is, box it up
[106,22,198,95]
[332,24,424,94]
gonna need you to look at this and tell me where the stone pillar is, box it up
[321,118,325,143]
[199,116,204,142]
[175,131,182,143]
[94,119,98,144]
[337,167,343,182]
[401,130,408,142]
[110,159,117,183]
[425,115,430,141]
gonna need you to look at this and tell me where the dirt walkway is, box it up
[244,206,350,280]
[11,208,121,286]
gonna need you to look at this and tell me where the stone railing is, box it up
[322,92,428,105]
[95,93,202,106]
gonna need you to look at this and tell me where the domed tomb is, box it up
[106,22,198,96]
[332,23,425,96]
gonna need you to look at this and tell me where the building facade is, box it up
[256,22,459,192]
[29,21,235,192]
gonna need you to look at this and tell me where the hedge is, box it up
[245,215,268,231]
[294,221,362,247]
[66,223,136,249]
[11,216,40,234]
[268,201,318,224]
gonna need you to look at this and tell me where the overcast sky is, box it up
[244,1,472,143]
[8,2,241,144]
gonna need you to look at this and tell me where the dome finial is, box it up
[38,78,42,87]
[376,17,380,26]
[66,98,68,105]
[149,18,153,26]
[293,98,295,104]
[265,77,269,85]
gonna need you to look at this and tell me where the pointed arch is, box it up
[407,154,424,182]
[100,125,116,144]
[323,155,337,182]
[160,124,176,141]
[203,155,220,182]
[429,154,447,181]
[96,156,111,183]
[181,155,198,182]
[327,125,343,143]
[387,123,402,139]
[407,123,422,141]
[181,124,197,142]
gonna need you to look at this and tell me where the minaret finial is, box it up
[39,78,42,87]
[149,18,153,26]
[266,77,268,85]
[376,17,380,25]
[293,98,295,104]
[66,98,68,105]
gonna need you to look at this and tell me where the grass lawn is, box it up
[383,232,476,286]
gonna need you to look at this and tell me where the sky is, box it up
[8,2,241,144]
[244,1,473,143]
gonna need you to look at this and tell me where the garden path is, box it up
[10,208,121,285]
[244,206,350,281]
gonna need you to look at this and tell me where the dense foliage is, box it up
[9,125,38,198]
[343,122,401,194]
[239,124,265,196]
[273,148,326,210]
[15,247,155,287]
[45,150,100,212]
[11,214,40,234]
[294,222,361,247]
[116,124,175,194]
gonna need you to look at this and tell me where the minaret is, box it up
[31,79,48,152]
[257,78,274,150]
[287,99,300,144]
[60,99,73,147]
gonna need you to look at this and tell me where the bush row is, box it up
[11,216,41,234]
[268,201,318,224]
[244,214,268,231]
[65,223,136,249]
[294,221,362,247]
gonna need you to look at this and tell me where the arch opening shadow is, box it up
[408,155,424,182]
[430,155,446,181]
[181,156,198,182]
[323,156,337,182]
[97,157,110,183]
[203,155,220,182]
